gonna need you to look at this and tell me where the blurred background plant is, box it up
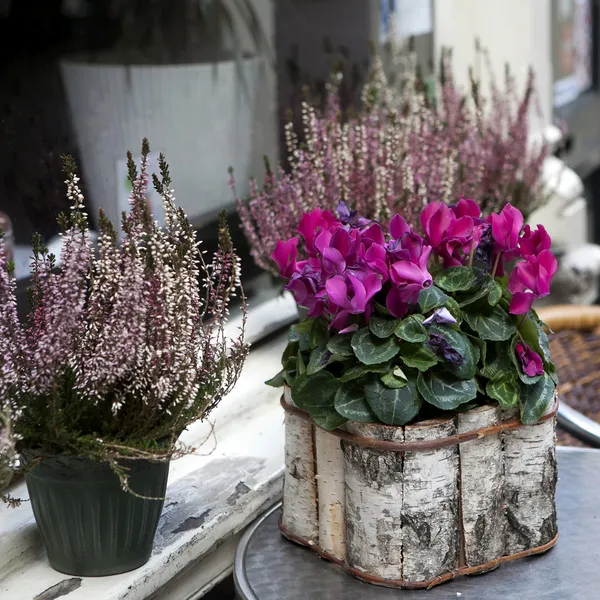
[236,41,549,277]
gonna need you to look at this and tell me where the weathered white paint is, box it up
[342,422,404,580]
[458,405,504,567]
[402,418,459,582]
[314,427,346,560]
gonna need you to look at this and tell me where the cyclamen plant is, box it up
[267,200,558,429]
[236,46,548,277]
[0,141,248,487]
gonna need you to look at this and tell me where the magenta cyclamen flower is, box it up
[515,342,544,377]
[508,250,558,314]
[297,208,338,256]
[519,224,551,258]
[420,202,475,267]
[326,272,382,330]
[489,203,524,256]
[273,207,433,331]
[271,238,298,278]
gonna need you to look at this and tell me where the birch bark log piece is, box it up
[503,403,557,554]
[314,428,346,561]
[458,405,504,567]
[402,418,459,582]
[342,422,404,580]
[282,388,318,542]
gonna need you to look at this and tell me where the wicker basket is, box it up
[537,305,600,447]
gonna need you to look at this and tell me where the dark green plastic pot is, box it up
[25,454,169,576]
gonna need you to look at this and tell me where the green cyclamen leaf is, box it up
[463,305,516,341]
[306,344,330,375]
[326,333,354,357]
[486,376,520,409]
[365,379,422,426]
[458,275,494,307]
[428,323,480,380]
[480,342,514,380]
[488,281,502,306]
[417,372,478,410]
[418,285,450,312]
[265,370,286,387]
[435,266,478,292]
[334,382,376,422]
[400,342,439,371]
[291,372,346,430]
[521,373,556,425]
[351,328,400,365]
[339,363,388,383]
[395,315,428,343]
[381,371,408,389]
[369,315,400,339]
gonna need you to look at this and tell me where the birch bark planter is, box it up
[280,388,558,590]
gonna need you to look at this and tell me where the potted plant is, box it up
[0,140,248,576]
[60,0,270,228]
[236,47,549,279]
[266,199,558,588]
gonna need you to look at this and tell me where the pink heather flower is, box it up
[271,238,298,278]
[508,250,558,314]
[489,203,524,256]
[515,342,544,377]
[519,224,551,258]
[237,50,548,277]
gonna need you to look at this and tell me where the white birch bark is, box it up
[402,418,459,582]
[458,405,504,567]
[342,422,404,580]
[281,388,318,542]
[503,408,557,554]
[314,428,347,561]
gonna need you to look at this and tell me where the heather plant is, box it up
[0,141,248,488]
[236,45,549,277]
[267,199,557,429]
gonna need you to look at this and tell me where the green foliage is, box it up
[394,315,428,343]
[418,285,449,312]
[272,264,557,429]
[435,266,478,291]
[365,378,421,425]
[351,328,400,365]
[463,304,516,341]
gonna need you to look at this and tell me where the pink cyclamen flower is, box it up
[386,246,433,317]
[451,198,481,219]
[421,201,475,267]
[508,249,558,314]
[489,203,524,255]
[519,224,551,258]
[271,238,298,279]
[326,272,382,330]
[515,342,544,377]
[297,208,338,256]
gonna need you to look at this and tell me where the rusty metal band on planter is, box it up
[280,394,559,452]
[278,518,559,590]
